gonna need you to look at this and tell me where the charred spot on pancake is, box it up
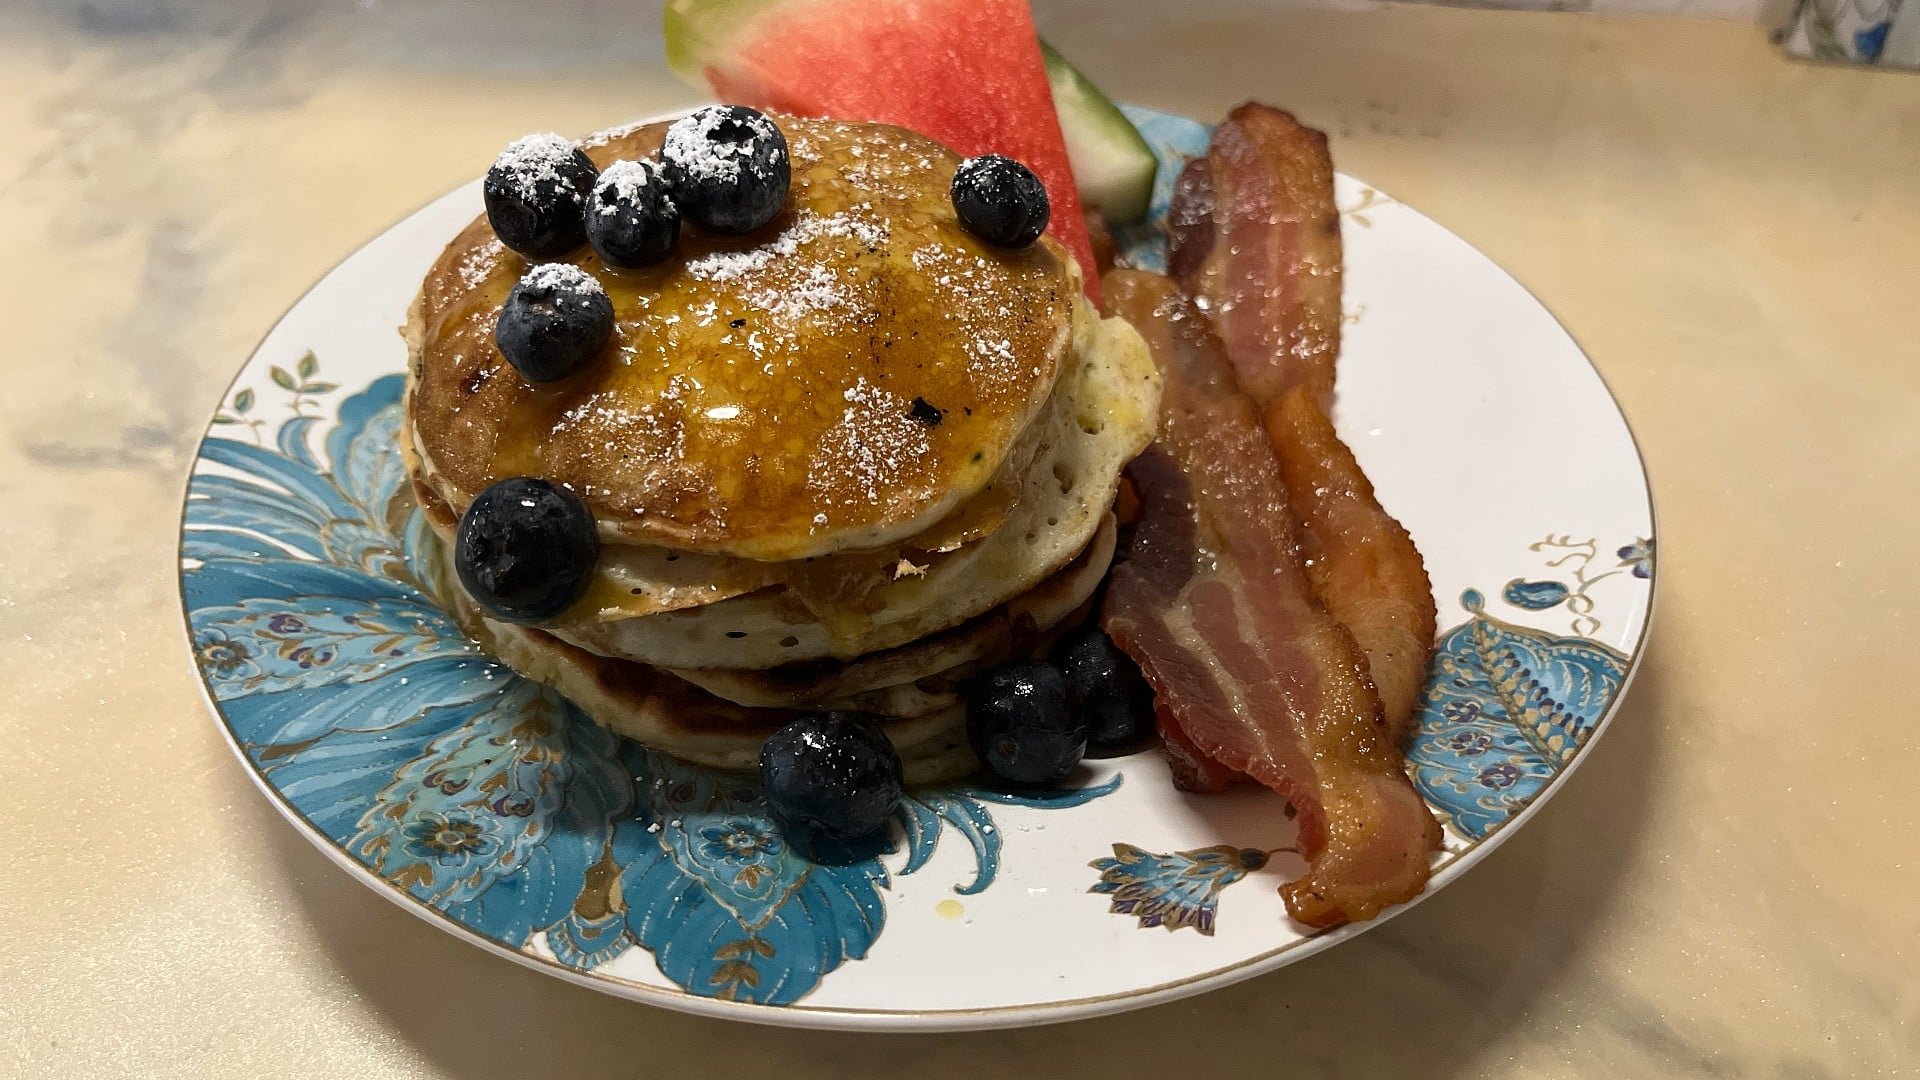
[909,397,944,426]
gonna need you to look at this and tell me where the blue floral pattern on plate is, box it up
[1405,588,1629,840]
[1089,844,1273,935]
[182,373,1118,1006]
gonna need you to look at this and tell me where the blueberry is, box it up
[966,661,1086,786]
[659,105,790,235]
[484,132,599,259]
[454,477,599,623]
[951,155,1049,249]
[759,712,904,842]
[585,159,680,269]
[1053,626,1156,755]
[494,264,613,383]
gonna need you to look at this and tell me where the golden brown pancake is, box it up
[409,116,1074,561]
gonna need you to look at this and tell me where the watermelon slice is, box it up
[665,0,1102,300]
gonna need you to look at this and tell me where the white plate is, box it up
[178,106,1654,1031]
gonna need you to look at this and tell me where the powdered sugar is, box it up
[489,132,583,202]
[751,263,849,324]
[809,377,934,507]
[519,261,605,298]
[678,209,888,330]
[455,237,506,289]
[684,210,885,283]
[593,159,668,217]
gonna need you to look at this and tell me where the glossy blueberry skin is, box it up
[454,477,600,624]
[966,661,1086,787]
[483,141,599,259]
[585,159,681,269]
[659,105,791,235]
[759,712,905,842]
[1052,626,1157,756]
[950,154,1050,249]
[493,266,614,384]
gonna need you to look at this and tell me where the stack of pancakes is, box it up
[403,116,1159,783]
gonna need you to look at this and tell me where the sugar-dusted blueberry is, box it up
[759,712,904,842]
[494,263,613,383]
[950,154,1049,249]
[966,660,1086,786]
[454,477,599,624]
[659,105,790,235]
[585,158,680,269]
[1052,626,1156,755]
[483,132,599,259]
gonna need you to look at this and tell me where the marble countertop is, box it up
[3,2,1915,1075]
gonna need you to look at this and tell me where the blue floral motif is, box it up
[403,810,504,866]
[1088,844,1270,936]
[192,628,258,680]
[1617,537,1655,580]
[1501,578,1571,610]
[1447,728,1492,755]
[182,374,1118,1007]
[1405,588,1629,839]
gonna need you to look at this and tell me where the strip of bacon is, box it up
[1170,103,1343,410]
[1101,269,1438,927]
[1173,102,1437,742]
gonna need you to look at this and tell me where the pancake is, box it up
[408,116,1075,561]
[454,592,974,785]
[669,513,1115,712]
[404,352,1054,624]
[545,304,1156,667]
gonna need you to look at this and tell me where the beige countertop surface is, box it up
[3,2,1916,1075]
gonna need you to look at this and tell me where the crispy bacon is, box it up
[1101,269,1438,927]
[1170,103,1343,410]
[1173,102,1437,742]
[1265,386,1437,743]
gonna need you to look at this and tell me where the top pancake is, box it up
[409,116,1075,561]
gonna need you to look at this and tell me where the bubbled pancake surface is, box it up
[409,117,1074,561]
